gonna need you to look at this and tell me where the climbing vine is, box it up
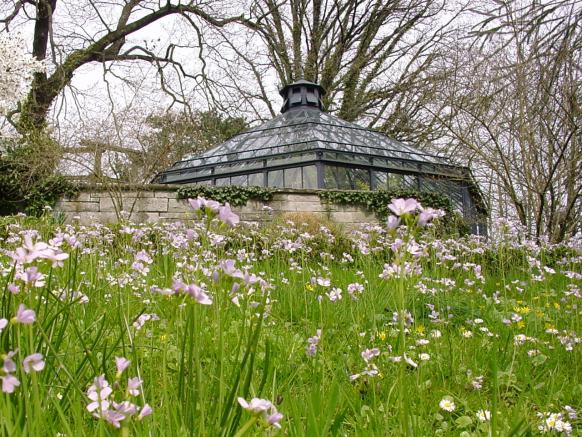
[176,185,274,206]
[318,188,453,218]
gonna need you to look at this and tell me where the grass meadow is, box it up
[0,201,580,436]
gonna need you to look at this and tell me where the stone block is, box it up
[56,200,100,213]
[113,191,153,198]
[277,193,320,203]
[330,211,375,223]
[159,213,190,221]
[131,212,161,223]
[168,198,191,213]
[154,191,178,198]
[134,197,168,212]
[99,196,124,212]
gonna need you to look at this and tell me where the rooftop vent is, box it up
[279,80,326,113]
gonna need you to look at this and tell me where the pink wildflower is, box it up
[22,353,45,373]
[115,357,131,376]
[14,304,36,324]
[218,203,240,227]
[388,198,421,216]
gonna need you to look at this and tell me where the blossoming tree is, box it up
[0,34,44,117]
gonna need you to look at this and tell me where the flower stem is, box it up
[233,416,259,437]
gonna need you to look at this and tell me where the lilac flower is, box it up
[103,410,126,428]
[218,203,240,227]
[14,304,36,324]
[115,357,131,376]
[1,374,20,393]
[138,404,153,420]
[361,348,380,363]
[87,375,113,414]
[22,353,45,373]
[347,283,364,300]
[267,412,284,429]
[327,287,342,302]
[113,401,138,415]
[2,351,17,374]
[12,234,50,264]
[237,397,273,413]
[220,259,244,279]
[388,198,421,216]
[7,283,19,294]
[237,396,283,429]
[127,377,142,396]
[188,197,221,213]
[19,266,46,287]
[188,197,205,210]
[386,215,400,229]
[185,284,213,305]
[418,207,445,226]
[306,329,322,357]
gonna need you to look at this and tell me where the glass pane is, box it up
[215,177,230,186]
[323,165,369,190]
[387,173,404,189]
[284,167,302,188]
[231,175,248,186]
[373,171,388,190]
[268,170,284,187]
[302,165,318,189]
[347,168,370,190]
[248,173,264,187]
[403,174,418,190]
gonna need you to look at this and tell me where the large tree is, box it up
[205,0,464,145]
[428,0,581,241]
[0,0,251,134]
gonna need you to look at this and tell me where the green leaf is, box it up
[455,415,473,429]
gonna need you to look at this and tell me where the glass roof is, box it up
[169,107,448,171]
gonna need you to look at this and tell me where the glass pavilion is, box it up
[153,80,487,234]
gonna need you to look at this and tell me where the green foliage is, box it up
[319,188,470,236]
[143,109,248,161]
[317,188,451,217]
[0,135,77,216]
[176,185,274,206]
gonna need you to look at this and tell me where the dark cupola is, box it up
[279,80,325,113]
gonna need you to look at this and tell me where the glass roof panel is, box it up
[170,107,447,173]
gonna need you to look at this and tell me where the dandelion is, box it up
[439,397,456,412]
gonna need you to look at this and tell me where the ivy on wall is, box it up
[176,185,274,206]
[175,185,453,219]
[318,189,454,218]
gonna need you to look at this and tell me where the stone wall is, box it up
[55,185,379,227]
